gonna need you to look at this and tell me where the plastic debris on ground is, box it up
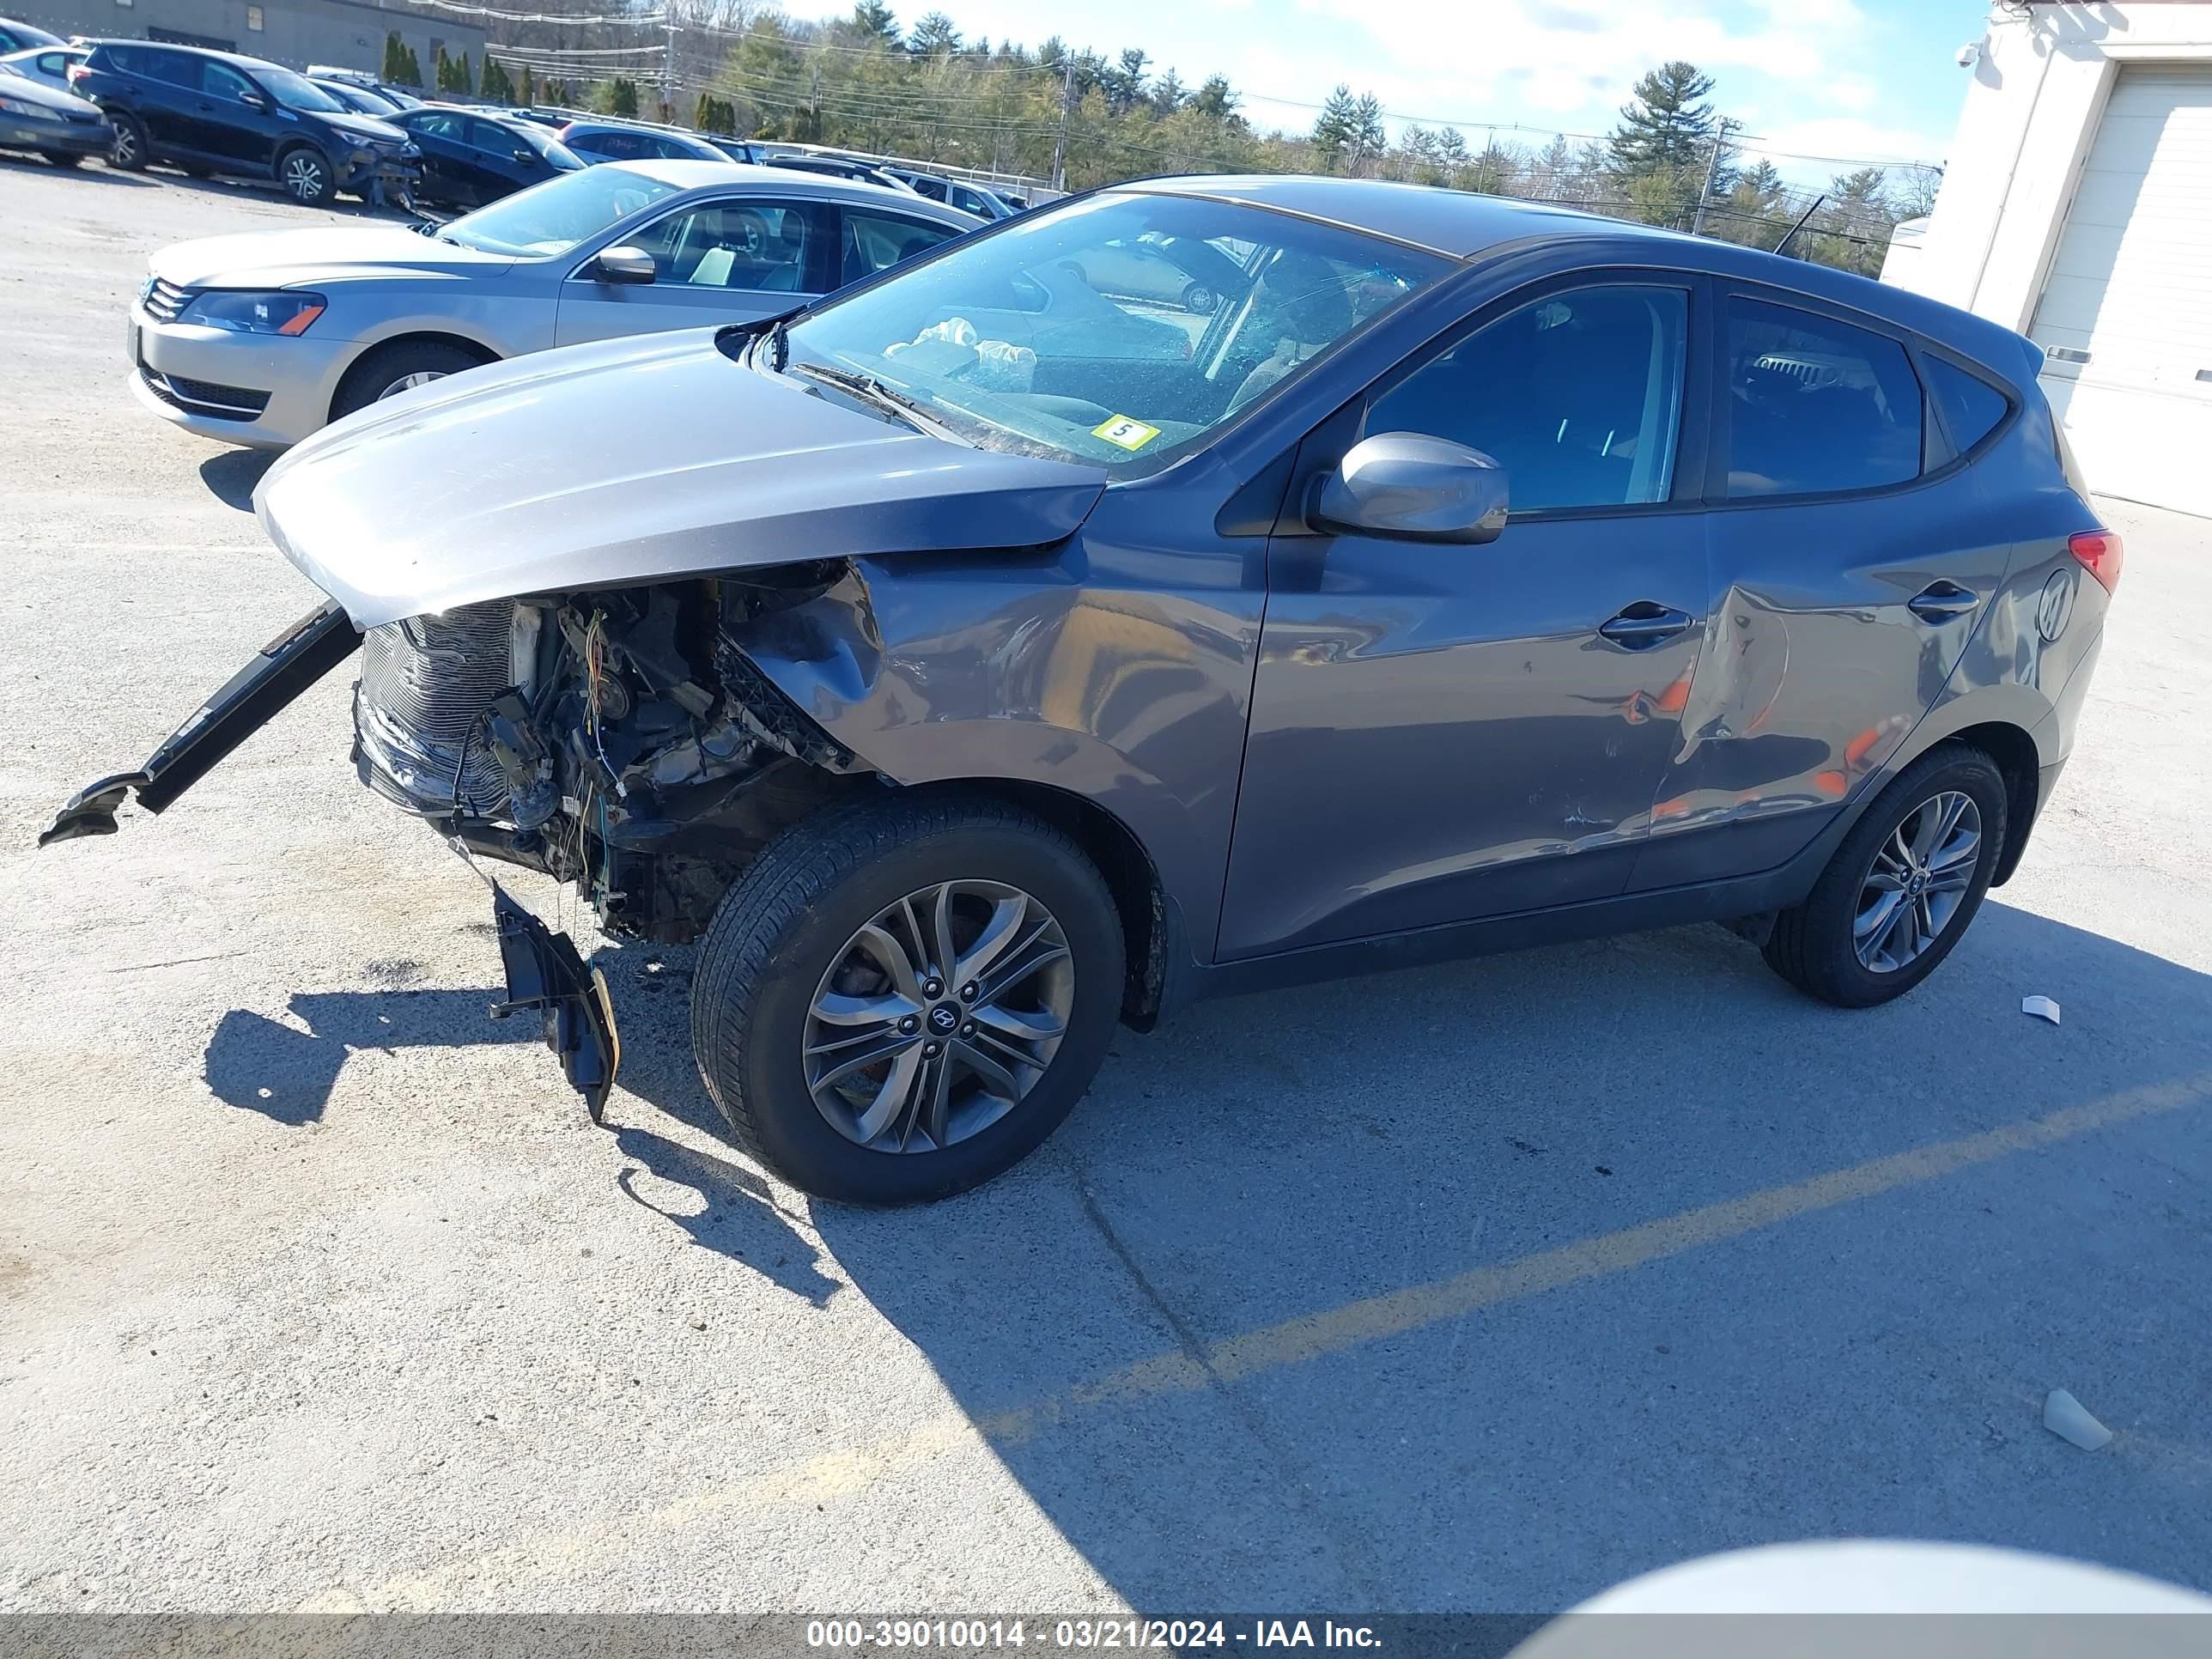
[2043,1389,2113,1451]
[2021,994,2062,1025]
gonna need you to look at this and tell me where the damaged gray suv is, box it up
[46,176,2118,1204]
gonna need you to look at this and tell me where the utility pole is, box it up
[1689,116,1735,236]
[660,10,676,125]
[1048,53,1074,191]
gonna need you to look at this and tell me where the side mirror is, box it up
[591,245,656,285]
[1310,432,1510,544]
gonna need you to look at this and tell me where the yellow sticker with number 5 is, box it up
[1091,414,1162,451]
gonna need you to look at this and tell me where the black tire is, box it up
[1762,742,2008,1007]
[1182,280,1218,314]
[690,795,1126,1206]
[41,151,85,168]
[276,143,334,206]
[330,339,485,422]
[107,112,148,172]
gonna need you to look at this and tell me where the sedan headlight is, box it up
[0,94,62,120]
[179,290,327,337]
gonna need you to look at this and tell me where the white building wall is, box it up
[1901,2,2212,516]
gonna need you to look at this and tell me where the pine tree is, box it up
[1608,60,1718,177]
[381,33,405,86]
[516,62,535,108]
[1311,83,1359,173]
[908,11,960,56]
[1347,92,1385,176]
[850,0,899,46]
[453,52,473,96]
[480,56,512,104]
[402,46,422,88]
[609,76,639,118]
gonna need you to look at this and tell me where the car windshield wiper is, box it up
[785,360,966,444]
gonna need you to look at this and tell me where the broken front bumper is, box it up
[490,882,621,1122]
[40,599,362,845]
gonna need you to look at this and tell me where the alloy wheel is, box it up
[282,153,325,201]
[804,879,1073,1153]
[111,125,138,166]
[1854,790,1981,973]
[376,371,445,400]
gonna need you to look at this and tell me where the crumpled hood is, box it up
[254,329,1109,629]
[150,227,514,289]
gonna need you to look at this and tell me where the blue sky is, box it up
[802,0,1994,186]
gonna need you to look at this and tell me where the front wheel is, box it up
[690,796,1126,1205]
[1762,744,2008,1007]
[330,340,485,422]
[107,112,148,171]
[276,144,334,206]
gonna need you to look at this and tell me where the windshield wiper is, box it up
[785,361,965,444]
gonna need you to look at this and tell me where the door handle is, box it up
[1598,601,1694,651]
[1907,580,1979,623]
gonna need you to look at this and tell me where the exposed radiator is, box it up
[355,601,515,816]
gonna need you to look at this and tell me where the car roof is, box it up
[1123,173,2037,371]
[595,158,984,224]
[92,39,290,76]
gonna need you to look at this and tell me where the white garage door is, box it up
[2029,65,2212,518]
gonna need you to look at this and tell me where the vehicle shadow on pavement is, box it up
[797,902,2212,1608]
[199,447,276,511]
[204,987,532,1127]
[0,156,155,188]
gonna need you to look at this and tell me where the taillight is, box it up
[2069,529,2124,593]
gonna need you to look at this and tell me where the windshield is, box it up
[780,191,1449,471]
[254,64,345,113]
[438,165,679,257]
[512,123,582,168]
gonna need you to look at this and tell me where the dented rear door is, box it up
[1627,289,2016,892]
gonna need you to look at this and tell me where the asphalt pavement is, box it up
[1,155,2208,1614]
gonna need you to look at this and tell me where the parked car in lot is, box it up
[0,15,59,51]
[884,166,1016,219]
[1066,228,1251,314]
[54,176,2117,1206]
[304,64,421,111]
[390,104,580,208]
[307,76,410,119]
[559,118,729,165]
[0,64,108,165]
[123,159,977,445]
[2,42,88,94]
[761,149,916,193]
[75,41,419,204]
[701,133,761,164]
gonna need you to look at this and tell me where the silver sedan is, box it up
[127,159,982,447]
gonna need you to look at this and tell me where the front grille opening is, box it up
[137,365,268,420]
[143,277,191,322]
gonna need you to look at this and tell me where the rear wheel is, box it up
[276,143,333,206]
[107,112,148,172]
[1762,744,2008,1007]
[690,796,1125,1205]
[330,339,486,421]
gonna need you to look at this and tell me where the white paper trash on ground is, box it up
[2044,1389,2113,1450]
[2022,995,2062,1025]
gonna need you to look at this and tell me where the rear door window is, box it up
[842,209,959,284]
[1364,284,1692,511]
[145,50,200,87]
[1724,298,1924,497]
[1923,356,2011,454]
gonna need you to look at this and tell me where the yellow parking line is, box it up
[362,1071,2210,1607]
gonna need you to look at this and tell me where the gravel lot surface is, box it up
[2,156,2208,1615]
